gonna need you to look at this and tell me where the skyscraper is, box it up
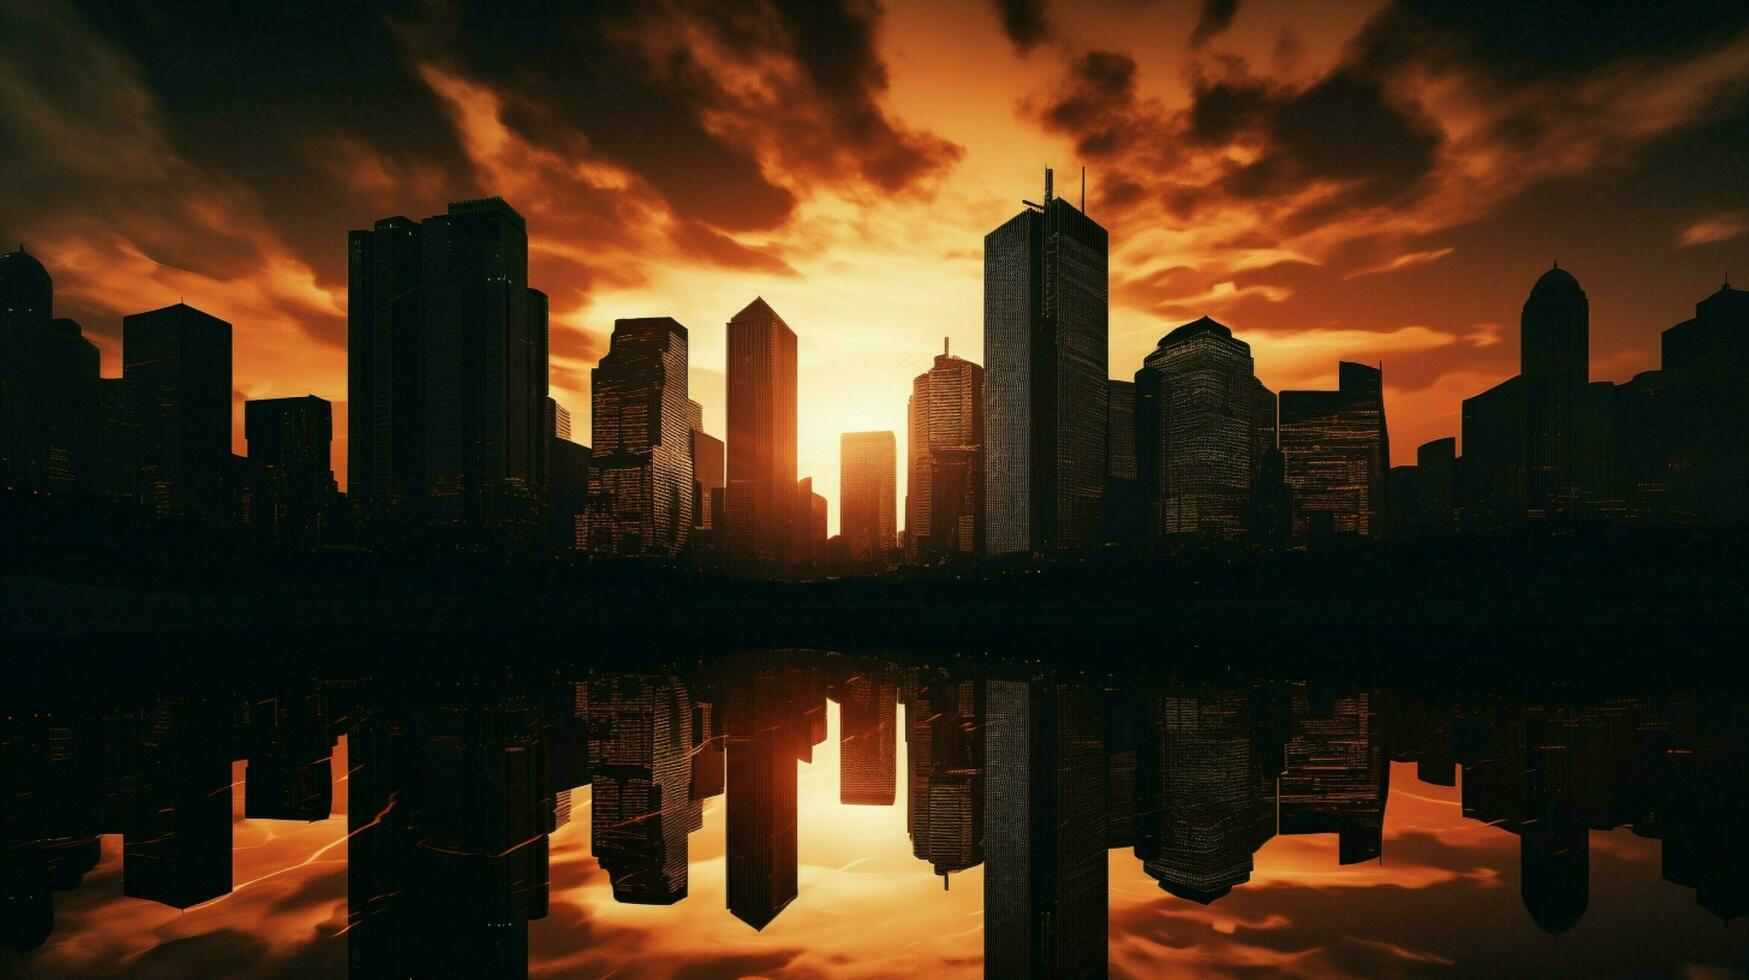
[243,395,336,545]
[122,303,233,518]
[1417,437,1457,530]
[1662,282,1747,523]
[725,298,797,577]
[1459,375,1524,529]
[42,318,100,492]
[347,216,425,524]
[984,169,1109,555]
[586,317,691,556]
[841,431,896,569]
[419,198,547,542]
[1103,378,1141,546]
[1278,362,1389,543]
[906,340,985,562]
[1135,316,1276,546]
[1521,265,1589,519]
[1,247,52,491]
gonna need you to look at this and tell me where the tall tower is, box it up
[1521,264,1588,518]
[586,317,692,556]
[906,341,985,561]
[841,431,897,568]
[983,169,1109,555]
[347,216,425,524]
[419,198,547,542]
[122,303,233,518]
[1,247,53,490]
[725,297,798,577]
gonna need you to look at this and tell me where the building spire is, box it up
[1044,168,1053,206]
[943,336,949,357]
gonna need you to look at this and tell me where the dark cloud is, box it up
[423,1,958,230]
[1189,0,1241,49]
[70,2,476,287]
[991,0,1053,53]
[1034,56,1440,220]
[1041,51,1144,158]
[1222,70,1442,211]
[1354,0,1749,84]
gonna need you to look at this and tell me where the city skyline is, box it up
[5,4,1746,535]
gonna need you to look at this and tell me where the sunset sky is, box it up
[3,1,1747,531]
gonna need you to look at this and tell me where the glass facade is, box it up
[1279,362,1389,542]
[1135,316,1275,545]
[983,173,1108,555]
[586,317,691,556]
[725,298,797,577]
[840,431,896,567]
[905,346,984,561]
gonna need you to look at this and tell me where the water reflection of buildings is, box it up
[903,667,984,883]
[584,675,700,904]
[1134,686,1275,903]
[4,659,1748,970]
[984,677,1108,978]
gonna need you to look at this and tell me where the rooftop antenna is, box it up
[1044,168,1053,206]
[1081,166,1086,212]
[943,336,949,357]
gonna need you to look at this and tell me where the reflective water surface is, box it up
[3,651,1746,977]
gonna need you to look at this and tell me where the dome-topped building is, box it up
[1,245,53,323]
[1521,262,1590,518]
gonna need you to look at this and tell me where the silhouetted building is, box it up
[984,169,1109,555]
[1612,370,1674,520]
[1662,282,1747,523]
[1136,315,1276,546]
[122,303,233,518]
[348,216,425,528]
[1103,378,1142,545]
[984,677,1106,978]
[1,247,52,490]
[1460,375,1524,528]
[585,317,691,556]
[807,482,827,571]
[243,396,337,546]
[691,409,725,534]
[906,341,984,561]
[1417,437,1456,530]
[41,318,100,493]
[841,431,896,569]
[1522,265,1589,518]
[98,378,143,502]
[1279,362,1388,543]
[420,199,548,546]
[1388,465,1419,539]
[725,298,797,577]
[550,435,589,551]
